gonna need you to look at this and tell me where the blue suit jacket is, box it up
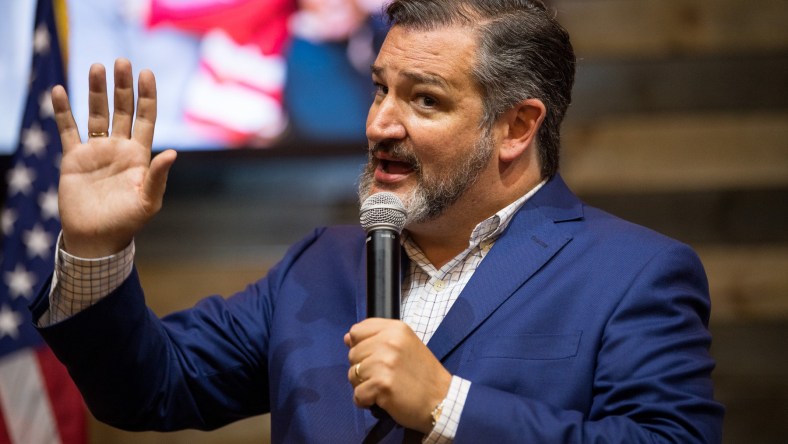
[32,175,724,443]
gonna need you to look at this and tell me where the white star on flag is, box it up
[6,164,36,196]
[39,90,55,119]
[23,224,54,259]
[4,264,36,300]
[22,123,48,158]
[33,24,50,55]
[0,305,22,339]
[1,209,17,236]
[38,187,59,221]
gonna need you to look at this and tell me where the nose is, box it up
[366,96,406,143]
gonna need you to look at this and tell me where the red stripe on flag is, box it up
[35,347,87,444]
[0,398,13,444]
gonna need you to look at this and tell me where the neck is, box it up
[407,180,542,269]
[406,212,478,269]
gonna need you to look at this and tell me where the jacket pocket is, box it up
[468,331,582,361]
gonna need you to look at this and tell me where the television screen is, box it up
[1,0,389,154]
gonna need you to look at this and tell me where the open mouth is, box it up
[380,158,415,175]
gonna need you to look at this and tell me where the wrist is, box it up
[422,376,471,442]
[61,232,131,258]
[418,369,451,433]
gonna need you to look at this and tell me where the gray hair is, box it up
[385,0,576,178]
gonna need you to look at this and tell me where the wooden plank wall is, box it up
[555,1,788,442]
[89,1,788,443]
[555,0,788,322]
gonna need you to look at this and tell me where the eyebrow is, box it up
[371,65,449,89]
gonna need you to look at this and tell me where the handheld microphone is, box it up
[358,192,407,431]
[359,192,407,319]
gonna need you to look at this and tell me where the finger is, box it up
[347,318,405,351]
[87,63,110,136]
[111,58,135,139]
[143,149,177,210]
[347,318,387,344]
[353,393,374,409]
[346,320,388,364]
[51,85,82,151]
[349,321,420,370]
[353,394,370,409]
[132,68,157,149]
[348,363,362,387]
[352,378,381,409]
[347,343,374,368]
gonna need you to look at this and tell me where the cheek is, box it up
[405,108,487,166]
[417,129,480,167]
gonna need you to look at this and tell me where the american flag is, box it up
[0,0,87,443]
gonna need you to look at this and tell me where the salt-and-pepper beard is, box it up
[358,127,495,226]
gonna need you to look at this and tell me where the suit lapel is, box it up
[426,175,583,361]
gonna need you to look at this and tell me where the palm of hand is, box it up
[59,137,155,252]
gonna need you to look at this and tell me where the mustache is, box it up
[369,141,420,170]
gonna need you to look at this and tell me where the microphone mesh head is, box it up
[359,192,407,233]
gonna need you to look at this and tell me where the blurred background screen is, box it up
[0,0,389,154]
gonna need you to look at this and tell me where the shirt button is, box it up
[433,280,446,291]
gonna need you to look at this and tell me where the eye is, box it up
[416,94,438,108]
[373,82,389,96]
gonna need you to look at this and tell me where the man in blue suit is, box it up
[32,0,724,442]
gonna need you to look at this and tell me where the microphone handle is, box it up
[365,228,400,420]
[366,228,401,319]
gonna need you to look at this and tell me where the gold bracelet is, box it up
[430,400,445,427]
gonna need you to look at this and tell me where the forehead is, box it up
[372,25,480,91]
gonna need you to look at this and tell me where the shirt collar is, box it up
[468,179,547,247]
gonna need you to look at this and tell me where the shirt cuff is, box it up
[423,376,471,444]
[40,232,135,326]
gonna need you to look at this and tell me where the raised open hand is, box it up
[52,58,177,258]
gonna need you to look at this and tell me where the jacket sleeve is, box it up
[30,228,326,431]
[454,243,724,443]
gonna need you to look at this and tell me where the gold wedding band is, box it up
[89,131,108,138]
[354,362,365,383]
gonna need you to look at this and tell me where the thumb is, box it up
[144,149,177,210]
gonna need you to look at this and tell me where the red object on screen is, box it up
[146,0,297,146]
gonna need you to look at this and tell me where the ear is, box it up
[498,98,546,163]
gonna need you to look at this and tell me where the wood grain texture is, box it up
[553,0,788,57]
[561,113,788,193]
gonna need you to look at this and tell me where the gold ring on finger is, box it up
[89,131,109,138]
[354,362,365,383]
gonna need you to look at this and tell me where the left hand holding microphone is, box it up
[344,318,452,433]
